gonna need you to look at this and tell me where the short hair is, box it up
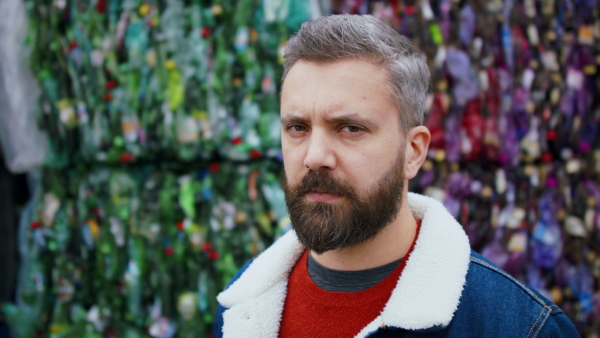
[282,14,430,134]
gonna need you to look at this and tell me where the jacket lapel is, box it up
[217,231,305,337]
[356,193,471,337]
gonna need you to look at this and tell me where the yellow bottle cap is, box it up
[139,4,150,17]
[165,59,177,70]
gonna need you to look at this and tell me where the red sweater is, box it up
[279,221,421,337]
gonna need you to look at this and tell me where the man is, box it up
[214,14,578,337]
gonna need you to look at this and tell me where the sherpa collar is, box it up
[217,193,471,338]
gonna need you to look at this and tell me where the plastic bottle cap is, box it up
[139,4,150,17]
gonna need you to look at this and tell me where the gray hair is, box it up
[282,14,430,134]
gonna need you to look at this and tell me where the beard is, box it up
[282,150,406,254]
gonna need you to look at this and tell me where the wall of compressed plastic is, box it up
[364,0,598,335]
[2,0,321,336]
[1,0,598,337]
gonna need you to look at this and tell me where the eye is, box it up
[286,124,308,137]
[289,125,307,132]
[339,125,364,133]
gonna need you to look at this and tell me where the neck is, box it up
[310,196,417,271]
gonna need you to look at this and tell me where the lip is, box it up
[306,191,342,203]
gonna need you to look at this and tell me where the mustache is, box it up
[287,170,358,199]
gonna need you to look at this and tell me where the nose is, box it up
[303,131,337,171]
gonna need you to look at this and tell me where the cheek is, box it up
[353,162,384,188]
[282,146,306,182]
[344,146,398,188]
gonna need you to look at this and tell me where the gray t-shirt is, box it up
[307,252,403,292]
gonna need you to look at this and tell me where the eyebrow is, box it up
[281,113,377,128]
[280,115,306,126]
[328,113,376,127]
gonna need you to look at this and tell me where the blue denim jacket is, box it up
[215,193,579,337]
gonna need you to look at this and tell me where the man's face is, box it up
[280,59,408,253]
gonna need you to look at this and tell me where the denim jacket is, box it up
[215,193,579,337]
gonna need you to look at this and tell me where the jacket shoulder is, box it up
[447,251,579,337]
[468,251,557,310]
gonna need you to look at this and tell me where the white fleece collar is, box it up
[217,193,471,338]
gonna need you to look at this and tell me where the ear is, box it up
[403,126,431,180]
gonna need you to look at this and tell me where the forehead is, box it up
[280,60,398,123]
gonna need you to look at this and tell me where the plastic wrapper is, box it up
[0,0,47,173]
